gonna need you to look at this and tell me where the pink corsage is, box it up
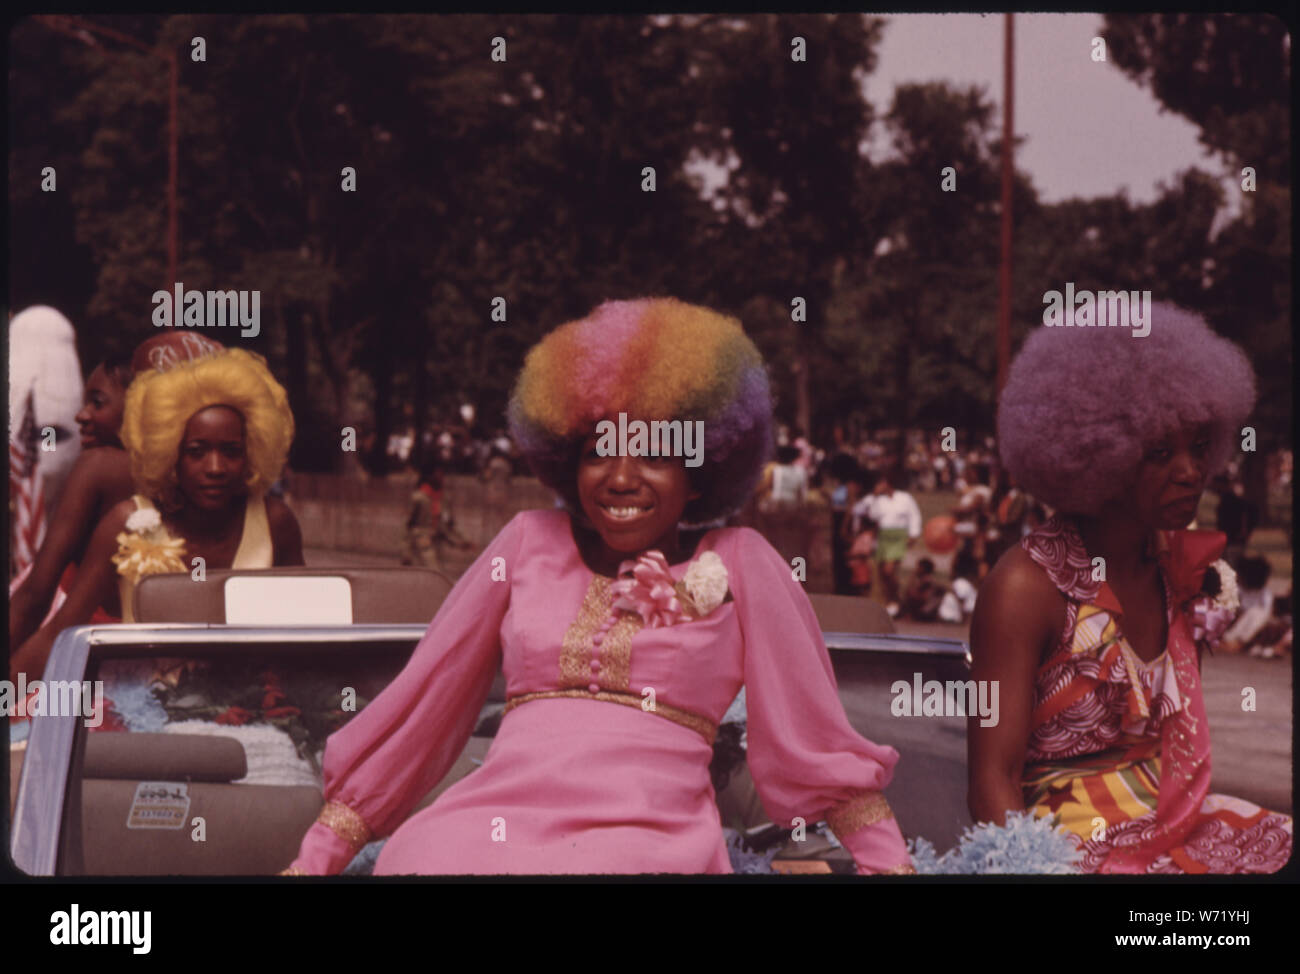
[611,550,730,628]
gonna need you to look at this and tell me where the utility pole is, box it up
[997,13,1014,395]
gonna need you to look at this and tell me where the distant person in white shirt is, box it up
[851,468,922,617]
[791,428,816,473]
[758,445,808,512]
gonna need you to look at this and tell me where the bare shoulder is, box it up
[264,493,304,546]
[90,497,137,547]
[59,448,132,501]
[263,493,298,530]
[102,497,137,529]
[973,544,1066,651]
[264,494,305,565]
[983,544,1060,602]
[86,448,135,505]
[76,446,131,478]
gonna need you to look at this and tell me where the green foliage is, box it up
[11,13,1288,469]
[1103,13,1290,447]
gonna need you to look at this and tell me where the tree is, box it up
[684,14,886,437]
[1104,13,1290,517]
[826,80,1029,440]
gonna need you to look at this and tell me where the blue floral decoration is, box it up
[908,810,1084,874]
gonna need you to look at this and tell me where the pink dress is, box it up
[288,509,912,874]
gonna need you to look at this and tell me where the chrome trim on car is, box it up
[823,631,972,665]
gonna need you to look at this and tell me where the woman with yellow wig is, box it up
[10,347,303,682]
[9,332,223,650]
[285,298,913,875]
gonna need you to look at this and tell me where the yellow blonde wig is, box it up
[120,347,294,500]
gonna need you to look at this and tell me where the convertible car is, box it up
[9,567,972,876]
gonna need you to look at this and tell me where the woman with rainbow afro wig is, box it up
[287,298,915,876]
[11,347,304,683]
[969,302,1291,873]
[507,297,773,526]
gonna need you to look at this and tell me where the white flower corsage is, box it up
[125,508,164,536]
[1205,558,1239,613]
[1189,559,1240,648]
[680,550,730,617]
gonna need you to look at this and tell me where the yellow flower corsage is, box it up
[111,507,189,587]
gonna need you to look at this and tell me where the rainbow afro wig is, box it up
[508,298,773,524]
[998,302,1255,516]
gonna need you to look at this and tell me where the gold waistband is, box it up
[503,689,718,746]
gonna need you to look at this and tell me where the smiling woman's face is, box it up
[576,428,699,565]
[74,365,127,449]
[175,406,249,511]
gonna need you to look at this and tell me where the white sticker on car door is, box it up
[125,781,191,829]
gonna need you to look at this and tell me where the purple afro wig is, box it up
[507,298,774,524]
[997,302,1256,515]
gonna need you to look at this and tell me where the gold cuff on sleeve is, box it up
[824,789,894,839]
[317,799,372,854]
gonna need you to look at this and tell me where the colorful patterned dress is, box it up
[287,509,913,875]
[1021,516,1292,873]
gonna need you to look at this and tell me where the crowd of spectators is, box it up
[364,415,1288,653]
[380,416,519,481]
[754,424,1290,654]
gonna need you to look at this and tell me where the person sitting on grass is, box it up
[901,557,944,621]
[937,548,979,624]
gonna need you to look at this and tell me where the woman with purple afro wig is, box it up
[969,302,1291,874]
[997,302,1254,517]
[286,297,917,876]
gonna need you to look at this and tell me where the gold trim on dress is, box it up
[278,866,306,876]
[559,577,613,687]
[598,611,640,691]
[557,575,644,692]
[503,689,718,746]
[825,789,894,838]
[317,800,371,853]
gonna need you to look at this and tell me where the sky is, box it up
[864,13,1218,204]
